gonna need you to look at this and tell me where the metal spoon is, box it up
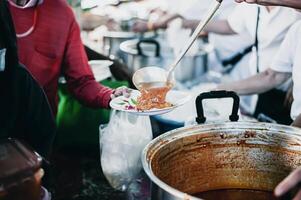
[132,0,223,89]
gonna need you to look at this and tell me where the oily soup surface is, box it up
[137,82,172,111]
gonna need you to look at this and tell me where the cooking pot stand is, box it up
[195,90,240,124]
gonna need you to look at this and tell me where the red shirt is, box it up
[9,0,113,115]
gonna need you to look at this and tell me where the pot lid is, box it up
[0,138,42,192]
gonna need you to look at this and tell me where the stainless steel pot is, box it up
[120,38,214,83]
[142,91,301,200]
[102,30,157,57]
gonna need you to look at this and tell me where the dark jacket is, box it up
[0,0,56,158]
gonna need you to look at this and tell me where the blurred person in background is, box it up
[132,0,254,116]
[215,20,301,199]
[133,0,253,75]
[183,4,301,124]
[131,0,224,32]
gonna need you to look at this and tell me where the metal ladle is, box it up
[132,0,223,89]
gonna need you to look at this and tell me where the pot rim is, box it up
[141,121,301,200]
[103,30,156,39]
[120,39,214,57]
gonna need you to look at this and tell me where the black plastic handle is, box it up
[137,39,160,57]
[195,90,240,124]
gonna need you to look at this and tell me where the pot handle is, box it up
[137,39,160,57]
[195,90,240,124]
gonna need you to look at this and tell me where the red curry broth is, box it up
[136,82,173,111]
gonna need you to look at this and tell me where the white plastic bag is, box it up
[100,110,152,191]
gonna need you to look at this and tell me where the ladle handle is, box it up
[167,0,222,81]
[195,90,240,124]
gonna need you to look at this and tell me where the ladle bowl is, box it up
[132,66,176,89]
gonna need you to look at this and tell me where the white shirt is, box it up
[208,1,252,73]
[160,0,193,14]
[181,0,254,60]
[227,5,301,114]
[177,0,233,20]
[162,0,254,114]
[161,0,234,19]
[228,4,301,75]
[167,0,253,69]
[271,21,301,120]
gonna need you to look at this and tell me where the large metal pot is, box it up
[142,91,301,200]
[120,38,213,83]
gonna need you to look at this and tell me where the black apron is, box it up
[0,0,56,158]
[254,89,292,125]
[250,7,292,125]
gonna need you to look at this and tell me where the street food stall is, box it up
[1,0,301,200]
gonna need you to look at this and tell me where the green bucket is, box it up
[55,79,128,148]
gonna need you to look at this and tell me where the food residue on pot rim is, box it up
[244,131,256,138]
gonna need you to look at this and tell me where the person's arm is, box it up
[235,0,301,9]
[182,4,249,35]
[80,13,108,31]
[274,167,301,199]
[152,13,182,30]
[63,17,114,108]
[182,19,237,35]
[132,13,182,32]
[292,114,301,128]
[216,68,291,95]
